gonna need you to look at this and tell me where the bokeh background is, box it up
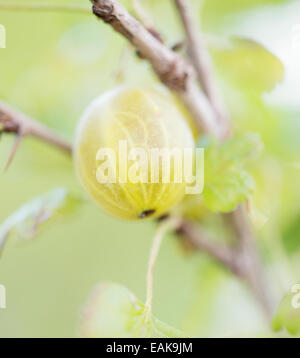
[0,0,300,337]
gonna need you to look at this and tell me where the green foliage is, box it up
[272,284,300,336]
[201,133,263,212]
[281,215,300,254]
[0,187,81,253]
[79,282,186,338]
[211,37,284,93]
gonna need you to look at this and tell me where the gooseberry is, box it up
[74,86,195,220]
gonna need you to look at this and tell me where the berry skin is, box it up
[74,86,195,220]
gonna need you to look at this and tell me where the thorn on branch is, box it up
[3,133,24,171]
[0,101,72,157]
[0,111,27,170]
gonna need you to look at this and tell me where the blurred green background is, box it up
[0,0,300,337]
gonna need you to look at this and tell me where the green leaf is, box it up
[272,284,300,336]
[79,282,186,338]
[282,215,300,254]
[210,36,284,93]
[0,188,82,253]
[202,133,263,213]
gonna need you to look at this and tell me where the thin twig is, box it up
[90,0,222,138]
[0,101,72,157]
[0,2,90,14]
[177,219,242,276]
[227,206,273,317]
[178,215,273,317]
[131,0,162,42]
[174,0,230,137]
[145,217,180,320]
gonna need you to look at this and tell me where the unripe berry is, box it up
[74,86,195,220]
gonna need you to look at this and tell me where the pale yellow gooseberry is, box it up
[74,86,195,220]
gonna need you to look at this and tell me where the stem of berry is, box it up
[144,217,180,321]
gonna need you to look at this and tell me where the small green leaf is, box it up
[202,133,263,213]
[210,36,284,93]
[79,282,186,338]
[282,215,300,254]
[272,284,300,336]
[0,188,82,253]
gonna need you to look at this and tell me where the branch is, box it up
[173,0,273,316]
[174,0,230,137]
[178,216,273,318]
[177,219,242,277]
[227,206,273,317]
[0,101,72,163]
[90,0,222,138]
